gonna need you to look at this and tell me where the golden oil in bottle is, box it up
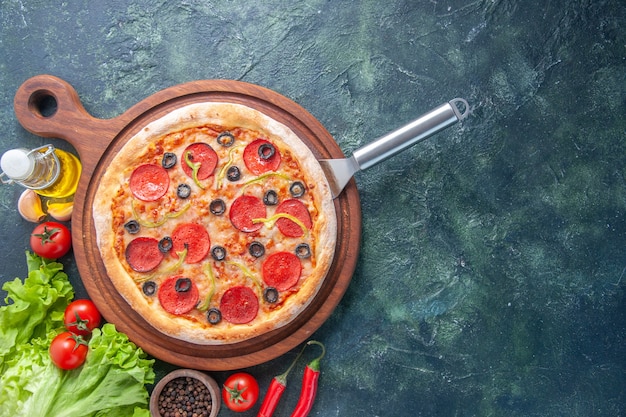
[36,148,82,198]
[0,145,81,199]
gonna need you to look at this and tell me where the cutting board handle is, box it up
[13,74,125,175]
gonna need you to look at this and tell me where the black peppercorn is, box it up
[158,376,213,417]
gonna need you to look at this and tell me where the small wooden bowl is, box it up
[150,369,221,417]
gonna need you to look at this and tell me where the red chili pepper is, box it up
[257,343,307,417]
[289,340,325,417]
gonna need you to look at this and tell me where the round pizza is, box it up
[92,102,337,345]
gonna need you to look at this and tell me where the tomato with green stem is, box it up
[222,372,259,412]
[49,331,89,370]
[30,221,72,259]
[64,299,102,337]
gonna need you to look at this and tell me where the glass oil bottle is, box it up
[0,144,81,199]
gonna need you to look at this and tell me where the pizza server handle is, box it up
[320,98,470,198]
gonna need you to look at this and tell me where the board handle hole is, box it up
[28,90,58,118]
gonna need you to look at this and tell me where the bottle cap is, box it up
[0,149,34,180]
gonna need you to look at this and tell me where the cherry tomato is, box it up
[30,221,72,259]
[222,372,259,412]
[49,331,88,370]
[64,299,102,337]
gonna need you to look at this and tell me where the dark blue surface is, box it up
[1,1,625,415]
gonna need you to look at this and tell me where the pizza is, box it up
[92,102,337,345]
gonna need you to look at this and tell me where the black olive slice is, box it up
[295,243,311,259]
[263,190,278,206]
[211,245,227,261]
[216,132,235,147]
[175,278,192,293]
[289,181,306,198]
[177,183,191,199]
[248,241,265,258]
[258,143,275,160]
[227,166,241,182]
[263,287,279,303]
[207,307,222,324]
[124,220,140,234]
[209,199,226,215]
[161,152,177,169]
[158,236,173,253]
[142,281,157,296]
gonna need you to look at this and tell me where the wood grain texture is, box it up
[13,74,361,370]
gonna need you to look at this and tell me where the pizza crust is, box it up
[93,102,336,345]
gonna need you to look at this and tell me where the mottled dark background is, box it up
[1,1,625,416]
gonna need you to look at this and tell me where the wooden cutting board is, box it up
[13,75,361,370]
